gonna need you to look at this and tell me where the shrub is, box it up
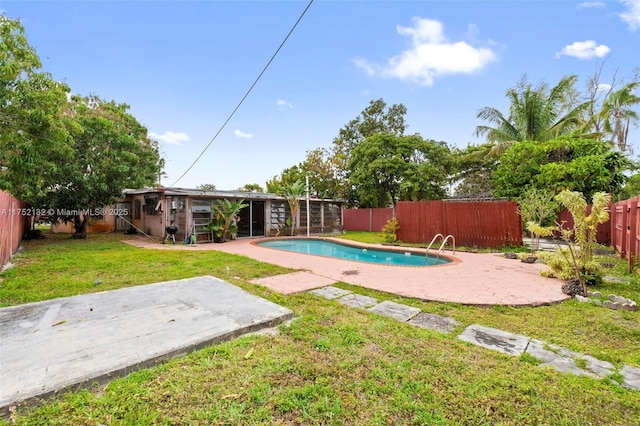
[381,217,400,243]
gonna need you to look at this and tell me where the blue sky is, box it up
[2,0,639,190]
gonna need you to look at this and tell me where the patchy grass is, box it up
[1,232,640,424]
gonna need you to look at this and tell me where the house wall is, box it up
[123,190,343,241]
[50,208,118,233]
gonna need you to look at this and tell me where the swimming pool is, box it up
[256,239,451,266]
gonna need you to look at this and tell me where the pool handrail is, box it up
[426,233,455,259]
[425,234,444,258]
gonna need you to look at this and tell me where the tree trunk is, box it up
[72,215,88,239]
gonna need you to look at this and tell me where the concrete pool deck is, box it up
[125,237,569,307]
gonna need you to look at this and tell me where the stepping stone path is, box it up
[308,285,640,392]
[458,325,529,356]
[408,312,462,334]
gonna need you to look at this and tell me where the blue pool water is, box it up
[256,239,451,266]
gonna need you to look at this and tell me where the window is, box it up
[144,196,160,216]
[324,203,341,226]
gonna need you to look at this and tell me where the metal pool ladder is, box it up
[425,234,456,259]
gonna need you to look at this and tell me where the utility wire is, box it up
[170,0,314,187]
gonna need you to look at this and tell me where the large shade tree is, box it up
[51,95,163,237]
[269,98,410,206]
[0,16,72,208]
[1,16,163,238]
[348,134,453,208]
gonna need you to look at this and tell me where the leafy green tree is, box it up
[266,165,303,194]
[331,98,408,201]
[237,183,264,193]
[332,98,408,161]
[451,143,498,199]
[268,98,409,205]
[475,75,591,158]
[298,148,341,199]
[493,136,628,200]
[0,16,72,208]
[51,95,163,237]
[616,170,640,201]
[348,134,453,207]
[196,183,216,191]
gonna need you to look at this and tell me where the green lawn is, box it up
[1,232,639,425]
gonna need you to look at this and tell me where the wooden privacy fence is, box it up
[556,206,610,244]
[396,200,522,248]
[343,208,394,232]
[610,195,640,270]
[343,200,522,248]
[0,190,28,267]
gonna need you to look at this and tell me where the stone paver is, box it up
[337,293,378,309]
[314,288,639,392]
[308,286,352,300]
[582,355,617,378]
[368,300,421,322]
[458,325,529,356]
[525,340,599,378]
[407,312,462,334]
[620,365,640,391]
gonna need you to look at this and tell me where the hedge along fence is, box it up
[343,207,394,232]
[0,190,28,267]
[343,200,522,249]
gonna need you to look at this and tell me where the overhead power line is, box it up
[170,0,314,187]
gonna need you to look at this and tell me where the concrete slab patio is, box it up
[0,276,293,414]
[126,236,569,306]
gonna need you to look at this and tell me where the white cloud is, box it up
[149,131,189,146]
[276,99,293,109]
[619,0,640,30]
[353,17,498,87]
[597,83,612,92]
[555,40,611,59]
[234,129,253,139]
[576,2,605,9]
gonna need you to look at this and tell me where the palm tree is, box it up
[599,82,640,152]
[278,180,306,236]
[475,75,592,158]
